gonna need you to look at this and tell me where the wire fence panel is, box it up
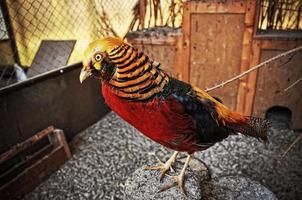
[6,0,102,67]
[0,0,139,88]
[0,0,183,88]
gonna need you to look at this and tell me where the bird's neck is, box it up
[104,44,170,101]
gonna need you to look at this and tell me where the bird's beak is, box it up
[79,68,91,83]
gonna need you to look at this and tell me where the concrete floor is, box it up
[24,112,302,200]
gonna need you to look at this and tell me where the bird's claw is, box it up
[160,175,186,195]
[144,152,178,180]
[143,160,174,180]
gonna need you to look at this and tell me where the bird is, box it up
[80,37,269,194]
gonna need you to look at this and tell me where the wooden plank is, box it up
[244,39,261,114]
[236,27,253,113]
[261,39,302,50]
[188,1,246,14]
[182,2,191,82]
[236,0,257,114]
[128,37,177,46]
[53,129,71,159]
[174,34,184,80]
[0,126,54,164]
[0,146,68,200]
[244,0,256,26]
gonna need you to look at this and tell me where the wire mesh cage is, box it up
[0,0,182,89]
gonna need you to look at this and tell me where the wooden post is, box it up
[174,34,184,80]
[0,0,21,65]
[244,39,261,114]
[52,129,71,159]
[182,2,191,83]
[139,0,146,29]
[236,0,257,114]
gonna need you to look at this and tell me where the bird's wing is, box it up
[189,86,248,126]
[166,79,231,145]
[164,77,247,127]
[173,82,270,141]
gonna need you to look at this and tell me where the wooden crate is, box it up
[0,126,71,200]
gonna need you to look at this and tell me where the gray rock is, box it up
[201,176,277,200]
[124,159,210,200]
[125,158,277,200]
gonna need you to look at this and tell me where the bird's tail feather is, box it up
[228,117,270,141]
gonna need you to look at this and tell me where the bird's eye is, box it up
[95,54,102,61]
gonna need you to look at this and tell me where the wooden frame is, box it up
[0,126,71,199]
[182,2,191,82]
[127,35,178,46]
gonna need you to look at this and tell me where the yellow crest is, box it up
[83,37,127,68]
[84,37,126,57]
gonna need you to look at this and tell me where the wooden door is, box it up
[183,1,247,110]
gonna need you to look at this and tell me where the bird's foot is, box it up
[160,154,193,195]
[144,151,178,180]
[160,174,186,195]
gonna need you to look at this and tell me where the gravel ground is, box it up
[24,112,302,200]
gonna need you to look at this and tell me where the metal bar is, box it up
[0,62,82,96]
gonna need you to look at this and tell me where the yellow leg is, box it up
[144,151,179,180]
[160,154,192,195]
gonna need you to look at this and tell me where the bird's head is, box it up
[80,37,124,83]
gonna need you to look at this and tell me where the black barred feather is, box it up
[107,44,169,101]
[228,117,270,141]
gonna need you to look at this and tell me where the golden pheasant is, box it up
[80,37,269,194]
